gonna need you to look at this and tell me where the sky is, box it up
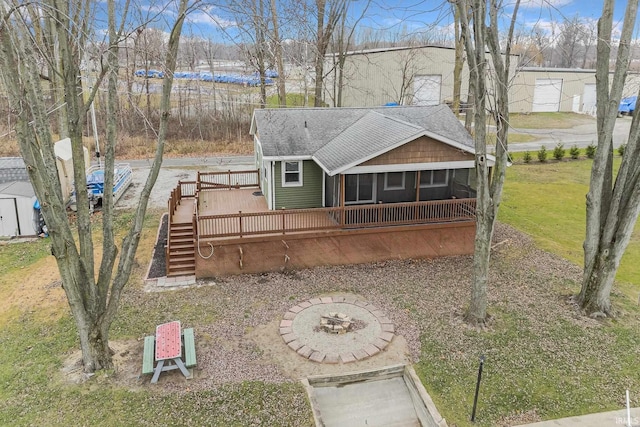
[99,0,629,44]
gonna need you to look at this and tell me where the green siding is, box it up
[274,160,323,209]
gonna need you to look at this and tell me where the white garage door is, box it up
[532,79,563,112]
[413,75,441,106]
[0,198,19,237]
[582,84,597,114]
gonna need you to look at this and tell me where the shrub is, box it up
[538,146,548,162]
[553,143,565,161]
[586,144,597,159]
[523,151,532,163]
[618,143,626,157]
[569,145,580,159]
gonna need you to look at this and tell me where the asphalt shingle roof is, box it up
[252,105,475,175]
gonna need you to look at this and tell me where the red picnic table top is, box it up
[155,321,182,360]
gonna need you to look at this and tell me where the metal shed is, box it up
[0,181,39,237]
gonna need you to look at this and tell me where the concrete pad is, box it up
[303,364,447,427]
[313,376,420,427]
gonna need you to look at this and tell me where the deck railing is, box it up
[198,198,476,239]
[180,180,197,197]
[197,170,259,191]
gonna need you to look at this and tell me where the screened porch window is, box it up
[282,161,302,187]
[419,169,448,187]
[384,172,405,190]
[345,173,375,204]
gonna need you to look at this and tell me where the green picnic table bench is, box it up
[142,326,197,378]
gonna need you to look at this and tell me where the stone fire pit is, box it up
[320,312,352,334]
[279,296,395,364]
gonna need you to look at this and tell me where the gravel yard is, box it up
[116,222,584,388]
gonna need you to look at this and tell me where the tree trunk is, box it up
[467,204,492,323]
[579,0,640,315]
[579,251,616,315]
[455,0,519,325]
[452,4,464,117]
[78,319,112,371]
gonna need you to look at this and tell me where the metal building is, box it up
[323,45,517,108]
[323,46,640,114]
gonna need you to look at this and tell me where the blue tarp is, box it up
[135,69,275,86]
[619,96,637,114]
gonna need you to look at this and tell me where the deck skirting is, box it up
[195,221,475,277]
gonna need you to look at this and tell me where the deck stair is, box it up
[167,189,197,277]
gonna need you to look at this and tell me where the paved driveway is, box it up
[508,116,632,152]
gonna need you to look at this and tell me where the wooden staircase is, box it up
[167,220,196,277]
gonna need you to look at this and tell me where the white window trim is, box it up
[384,172,405,190]
[419,170,449,188]
[281,160,303,187]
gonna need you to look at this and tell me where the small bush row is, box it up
[522,143,626,164]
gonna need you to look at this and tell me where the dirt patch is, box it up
[59,339,146,388]
[0,254,67,323]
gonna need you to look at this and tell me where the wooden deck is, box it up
[198,188,268,216]
[165,171,477,277]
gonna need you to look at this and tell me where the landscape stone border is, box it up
[279,296,395,364]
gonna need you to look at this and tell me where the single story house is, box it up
[166,104,486,277]
[250,104,488,211]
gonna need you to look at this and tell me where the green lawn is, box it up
[266,93,324,107]
[499,158,640,294]
[497,112,595,129]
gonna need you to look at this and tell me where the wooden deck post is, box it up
[282,208,286,234]
[340,175,345,226]
[415,171,421,202]
[228,170,232,190]
[239,211,243,237]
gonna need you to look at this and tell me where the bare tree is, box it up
[329,0,370,107]
[222,0,272,107]
[269,0,287,106]
[580,18,597,69]
[452,2,465,117]
[556,15,584,68]
[578,0,640,316]
[312,0,347,106]
[0,0,191,372]
[453,0,520,325]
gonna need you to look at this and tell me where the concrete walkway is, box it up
[515,407,640,427]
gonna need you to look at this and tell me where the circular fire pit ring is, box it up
[279,296,395,364]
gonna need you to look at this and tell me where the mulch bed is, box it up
[147,213,167,279]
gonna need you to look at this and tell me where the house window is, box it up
[345,174,375,204]
[282,161,302,187]
[384,172,405,190]
[419,170,448,187]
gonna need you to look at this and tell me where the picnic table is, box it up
[142,321,197,384]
